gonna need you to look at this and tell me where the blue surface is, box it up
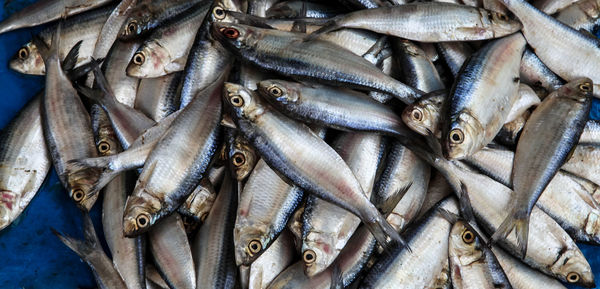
[1,1,600,288]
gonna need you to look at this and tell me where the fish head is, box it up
[210,0,246,24]
[212,22,257,52]
[558,77,594,102]
[66,168,103,211]
[9,42,45,75]
[302,236,337,277]
[402,97,442,137]
[223,82,264,122]
[119,2,156,40]
[123,193,162,237]
[228,135,258,181]
[233,221,270,265]
[183,181,216,221]
[126,41,171,78]
[257,79,300,106]
[448,221,484,266]
[488,12,522,36]
[444,111,484,160]
[551,246,595,287]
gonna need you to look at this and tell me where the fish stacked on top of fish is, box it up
[1,0,600,288]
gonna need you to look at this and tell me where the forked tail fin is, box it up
[491,209,530,259]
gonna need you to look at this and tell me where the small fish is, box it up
[135,72,182,122]
[227,133,258,182]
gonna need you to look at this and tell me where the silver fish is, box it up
[533,0,579,14]
[492,78,592,256]
[135,73,182,122]
[101,40,142,107]
[436,42,473,78]
[492,246,567,289]
[393,38,445,93]
[519,49,563,95]
[247,230,296,289]
[178,178,217,222]
[556,0,600,32]
[227,133,258,182]
[579,120,600,144]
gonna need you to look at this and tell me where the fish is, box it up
[148,213,195,289]
[126,1,211,78]
[247,230,296,289]
[492,246,567,289]
[360,198,459,288]
[122,72,225,236]
[417,172,452,220]
[492,78,592,257]
[9,5,114,75]
[446,216,512,289]
[213,23,422,104]
[223,83,405,252]
[248,0,280,17]
[227,133,258,181]
[393,38,445,93]
[579,120,600,144]
[533,0,579,14]
[494,111,529,147]
[519,49,564,96]
[135,73,182,122]
[302,132,383,277]
[555,0,600,32]
[266,1,343,19]
[102,40,142,107]
[436,42,473,78]
[118,0,204,40]
[90,0,138,67]
[178,178,217,222]
[53,212,128,289]
[443,33,526,160]
[94,106,145,289]
[561,144,600,186]
[0,0,112,35]
[193,172,237,289]
[501,0,600,96]
[233,159,303,265]
[505,84,540,123]
[307,3,521,42]
[0,94,51,231]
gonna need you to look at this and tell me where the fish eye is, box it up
[411,108,423,122]
[72,189,85,202]
[221,27,240,39]
[267,85,284,97]
[98,141,111,154]
[230,95,244,107]
[18,47,29,60]
[303,249,316,264]
[579,82,592,92]
[231,152,246,167]
[567,272,580,283]
[461,229,475,244]
[496,12,509,21]
[133,52,145,65]
[200,213,208,222]
[449,129,464,144]
[136,214,150,228]
[247,240,262,256]
[127,21,138,34]
[213,6,226,20]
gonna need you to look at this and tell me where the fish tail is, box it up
[62,40,82,71]
[51,212,100,258]
[303,16,343,42]
[491,210,530,258]
[67,156,113,170]
[330,264,343,289]
[365,214,410,253]
[66,157,119,197]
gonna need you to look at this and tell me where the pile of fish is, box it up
[3,0,600,288]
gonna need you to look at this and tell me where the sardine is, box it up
[248,230,296,289]
[393,39,445,93]
[224,83,405,252]
[533,0,579,14]
[0,95,51,231]
[178,179,217,222]
[193,173,237,289]
[417,172,452,220]
[519,49,564,95]
[494,111,529,147]
[101,40,142,107]
[561,144,600,186]
[214,23,422,104]
[443,33,526,160]
[135,73,182,122]
[505,84,540,123]
[308,3,521,42]
[90,0,138,67]
[555,0,600,32]
[227,133,258,182]
[492,78,592,256]
[248,0,280,17]
[579,120,600,144]
[436,42,473,78]
[492,246,567,289]
[266,1,343,19]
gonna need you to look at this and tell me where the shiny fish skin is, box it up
[178,179,217,222]
[0,95,50,231]
[302,132,383,277]
[492,78,592,256]
[227,133,258,181]
[519,49,563,95]
[448,219,512,289]
[417,172,452,220]
[533,0,579,14]
[556,0,600,32]
[505,84,540,123]
[234,159,303,265]
[492,246,567,289]
[257,80,411,137]
[94,107,145,289]
[102,40,142,107]
[149,213,195,289]
[501,0,600,95]
[443,33,526,160]
[402,90,446,137]
[436,42,473,78]
[214,23,422,104]
[90,0,138,67]
[360,198,459,289]
[224,83,405,252]
[193,173,237,289]
[562,144,600,187]
[0,0,112,35]
[135,72,182,122]
[266,1,343,19]
[126,1,211,78]
[393,39,445,93]
[119,0,204,40]
[9,5,114,75]
[494,111,529,147]
[122,74,225,236]
[465,146,600,244]
[579,120,600,144]
[248,230,296,289]
[309,3,521,42]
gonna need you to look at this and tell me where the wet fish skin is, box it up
[533,0,579,14]
[519,49,564,95]
[234,159,303,265]
[224,83,405,253]
[178,179,217,223]
[308,3,522,42]
[392,39,445,93]
[555,0,600,32]
[443,33,526,160]
[448,219,512,289]
[417,172,452,220]
[436,42,473,78]
[501,0,600,95]
[135,73,182,122]
[102,40,142,107]
[492,78,593,257]
[122,74,225,237]
[402,90,446,137]
[266,1,343,19]
[248,0,280,17]
[0,0,112,35]
[505,84,540,123]
[149,213,195,289]
[578,120,600,144]
[213,22,422,104]
[492,246,567,289]
[228,133,258,181]
[494,111,529,147]
[9,5,114,75]
[248,230,296,289]
[560,144,600,189]
[0,95,51,231]
[193,173,237,289]
[119,0,204,40]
